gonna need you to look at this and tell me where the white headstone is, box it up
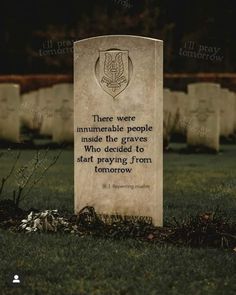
[229,91,236,136]
[163,89,179,132]
[0,84,20,143]
[220,89,235,138]
[20,92,30,128]
[234,92,236,133]
[52,83,73,143]
[187,83,220,152]
[38,87,54,136]
[163,88,181,146]
[20,90,40,130]
[74,35,163,226]
[172,91,189,136]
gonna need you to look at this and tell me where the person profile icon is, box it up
[12,275,20,284]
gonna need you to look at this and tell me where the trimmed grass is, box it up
[0,234,236,295]
[164,145,236,220]
[0,145,236,295]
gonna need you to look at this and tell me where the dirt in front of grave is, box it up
[0,201,235,250]
[0,199,38,229]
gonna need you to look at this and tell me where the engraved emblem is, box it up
[42,100,53,118]
[55,99,73,121]
[98,50,129,98]
[192,100,214,123]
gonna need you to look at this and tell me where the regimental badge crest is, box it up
[56,100,73,121]
[192,100,214,123]
[98,50,129,98]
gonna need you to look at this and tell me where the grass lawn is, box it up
[0,145,236,295]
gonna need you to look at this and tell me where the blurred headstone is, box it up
[0,83,20,143]
[20,90,40,130]
[172,91,189,136]
[220,89,235,139]
[234,92,236,133]
[52,83,73,143]
[20,92,30,128]
[187,83,220,152]
[163,88,179,145]
[38,87,54,136]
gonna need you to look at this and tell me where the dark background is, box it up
[0,0,235,74]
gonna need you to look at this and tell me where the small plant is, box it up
[166,207,236,249]
[0,151,21,200]
[0,149,62,208]
[20,210,74,233]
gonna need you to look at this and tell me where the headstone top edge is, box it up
[188,82,221,88]
[74,35,163,45]
[52,83,73,88]
[0,83,20,88]
[38,86,53,90]
[172,91,187,94]
[221,88,230,92]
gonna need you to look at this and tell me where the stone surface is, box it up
[163,88,179,144]
[187,83,220,152]
[38,87,54,136]
[74,35,163,226]
[229,91,236,136]
[20,92,30,128]
[0,83,20,143]
[52,83,73,143]
[234,92,236,133]
[220,89,235,138]
[172,91,189,136]
[20,90,40,130]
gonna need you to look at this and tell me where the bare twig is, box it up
[15,187,24,208]
[19,150,40,191]
[0,151,21,198]
[20,149,63,202]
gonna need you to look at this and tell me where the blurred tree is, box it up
[0,0,235,74]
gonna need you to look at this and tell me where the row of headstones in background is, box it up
[20,83,73,143]
[1,82,235,149]
[0,84,20,142]
[164,83,236,152]
[0,83,73,143]
[220,89,236,137]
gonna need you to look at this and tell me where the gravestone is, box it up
[234,92,236,133]
[163,89,179,131]
[220,89,235,138]
[52,83,73,143]
[229,91,236,136]
[38,87,54,136]
[163,88,179,145]
[20,90,40,130]
[20,92,30,127]
[0,83,20,142]
[187,83,220,152]
[74,35,163,226]
[172,91,189,136]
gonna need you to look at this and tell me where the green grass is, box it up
[1,235,235,295]
[0,145,236,295]
[164,144,236,220]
